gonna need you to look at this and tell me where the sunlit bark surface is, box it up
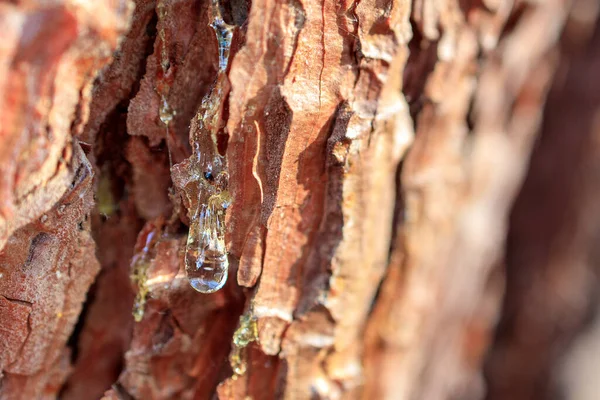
[0,0,599,399]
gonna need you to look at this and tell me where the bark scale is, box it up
[0,0,598,399]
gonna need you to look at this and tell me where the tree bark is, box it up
[0,0,599,399]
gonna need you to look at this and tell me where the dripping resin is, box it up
[179,0,234,293]
[185,167,231,293]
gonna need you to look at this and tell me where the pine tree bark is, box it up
[0,0,599,399]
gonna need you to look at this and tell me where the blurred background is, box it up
[1,0,600,399]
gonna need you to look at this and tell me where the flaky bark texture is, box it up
[1,0,599,399]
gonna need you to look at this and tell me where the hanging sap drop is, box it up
[186,247,228,293]
[185,200,229,293]
[209,7,233,73]
[159,97,175,125]
[182,0,233,294]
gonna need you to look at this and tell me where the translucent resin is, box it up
[185,190,231,293]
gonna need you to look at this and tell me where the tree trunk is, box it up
[0,0,599,399]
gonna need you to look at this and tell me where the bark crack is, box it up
[2,295,33,370]
[318,0,326,111]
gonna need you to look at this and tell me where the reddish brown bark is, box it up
[1,0,599,399]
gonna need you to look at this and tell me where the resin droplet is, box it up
[159,97,175,125]
[232,313,258,347]
[185,197,229,293]
[157,0,170,74]
[213,21,233,72]
[131,231,154,322]
[131,259,150,322]
[210,1,234,73]
[185,233,228,294]
[229,312,258,376]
